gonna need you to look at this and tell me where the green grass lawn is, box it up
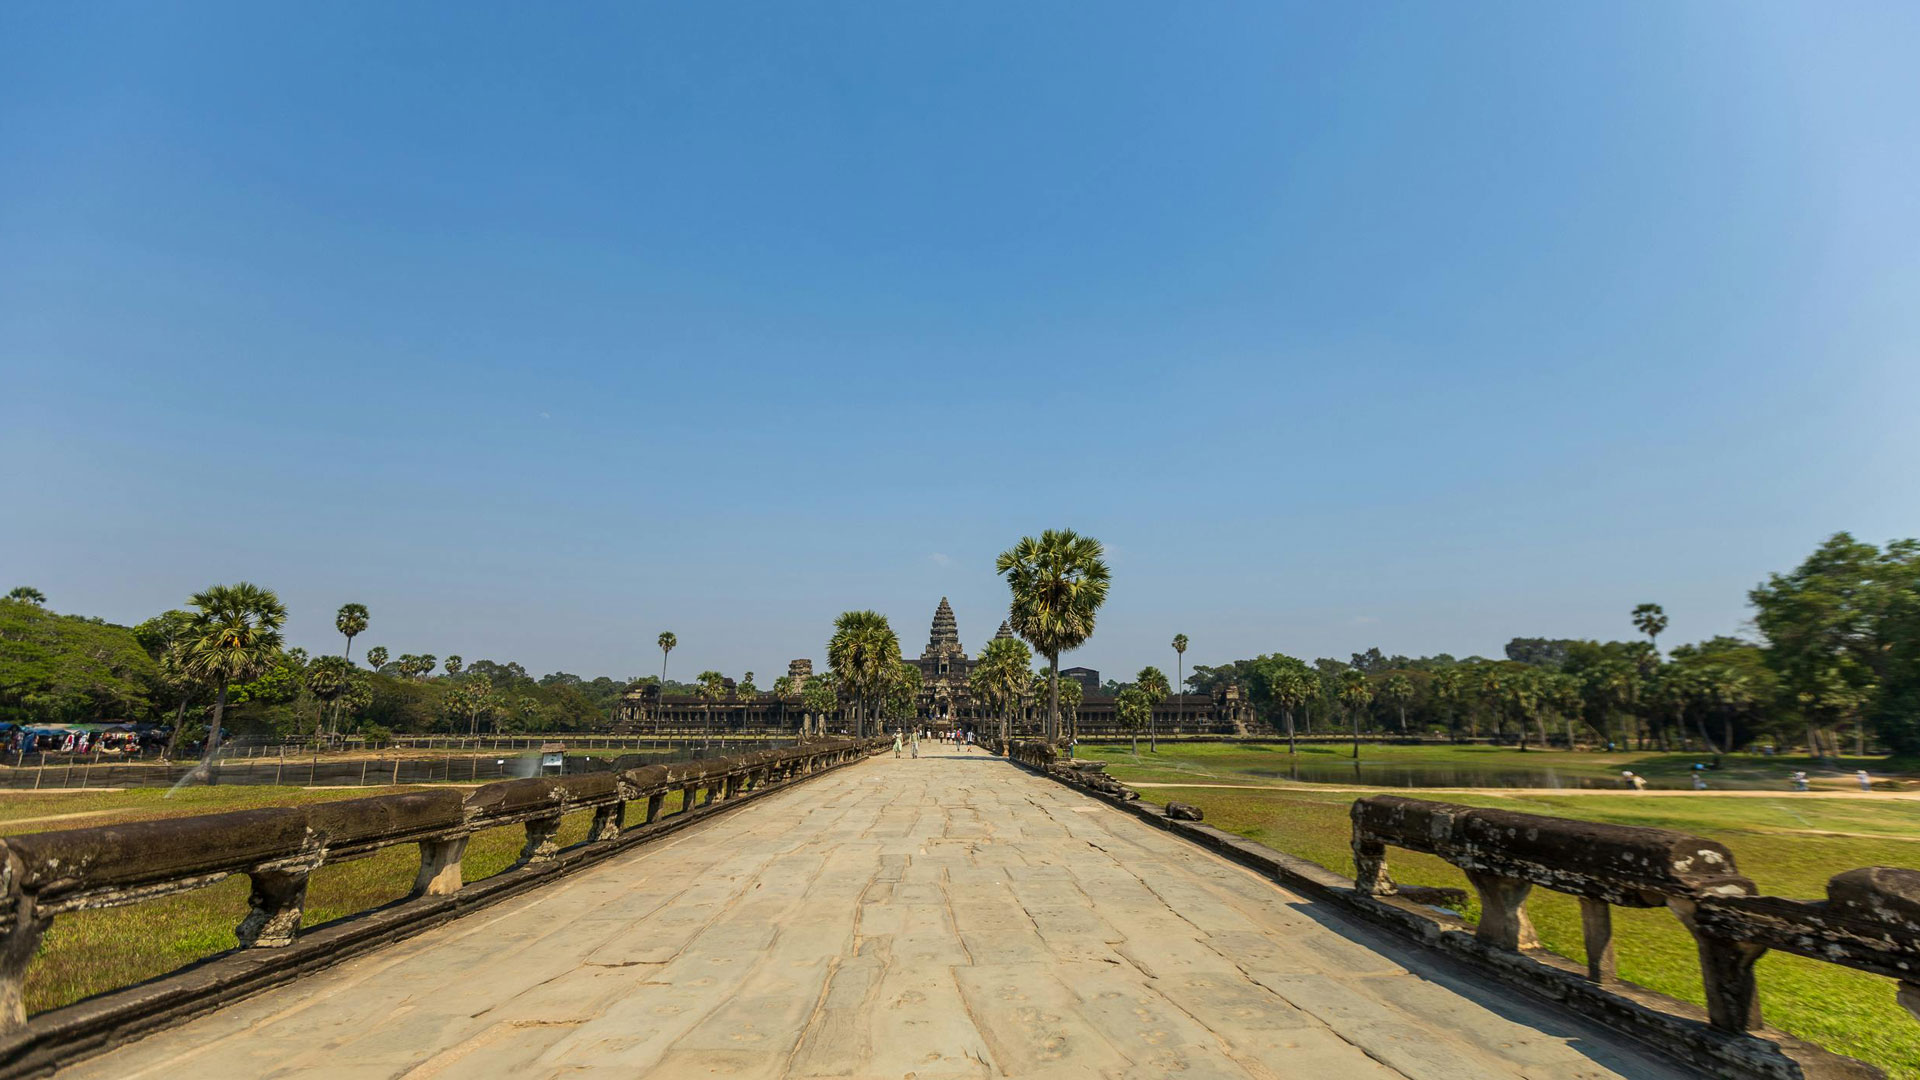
[1075,744,1920,1078]
[1,784,711,1015]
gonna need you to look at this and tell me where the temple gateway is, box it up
[615,598,1254,736]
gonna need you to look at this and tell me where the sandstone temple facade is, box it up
[614,598,1255,736]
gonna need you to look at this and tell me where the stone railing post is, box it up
[1352,833,1393,896]
[0,882,49,1033]
[1579,898,1616,982]
[1668,897,1765,1031]
[681,785,697,812]
[645,792,666,824]
[519,814,564,866]
[413,836,469,897]
[236,866,311,948]
[590,802,624,842]
[1466,871,1538,951]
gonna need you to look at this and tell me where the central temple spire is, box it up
[927,596,961,655]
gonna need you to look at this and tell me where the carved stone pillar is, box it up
[1668,897,1764,1031]
[1466,871,1538,951]
[1351,835,1393,896]
[237,867,311,948]
[413,835,470,897]
[1579,898,1616,982]
[590,801,624,842]
[0,889,50,1032]
[519,814,564,866]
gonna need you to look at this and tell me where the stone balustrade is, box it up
[1007,740,1141,802]
[1351,794,1920,1038]
[0,737,883,1035]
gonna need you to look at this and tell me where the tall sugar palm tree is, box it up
[144,609,202,760]
[996,529,1110,743]
[1136,666,1170,752]
[828,611,899,738]
[1116,687,1151,755]
[305,655,353,739]
[182,582,288,761]
[1382,674,1413,732]
[736,671,758,734]
[1170,633,1188,748]
[802,673,838,738]
[335,603,369,662]
[365,646,389,674]
[884,662,920,732]
[1431,667,1462,740]
[1338,668,1373,759]
[656,632,677,734]
[6,587,45,606]
[697,670,726,749]
[1059,676,1083,744]
[1272,664,1310,754]
[444,655,464,677]
[974,635,1032,748]
[772,675,794,731]
[1632,603,1668,656]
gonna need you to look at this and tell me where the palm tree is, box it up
[1170,633,1188,746]
[1059,676,1083,743]
[143,609,201,760]
[696,671,726,748]
[335,603,369,662]
[656,632,677,734]
[827,611,900,737]
[1271,664,1309,754]
[996,529,1111,743]
[802,673,838,737]
[772,675,795,730]
[974,635,1032,749]
[447,674,496,736]
[305,656,353,739]
[182,582,288,762]
[1382,674,1413,732]
[884,662,921,732]
[1632,603,1669,656]
[1338,668,1373,759]
[736,671,758,734]
[1431,668,1462,740]
[1136,666,1170,752]
[1116,687,1151,755]
[365,646,389,674]
[445,655,464,677]
[6,587,45,606]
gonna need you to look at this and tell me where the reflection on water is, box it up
[1245,758,1749,791]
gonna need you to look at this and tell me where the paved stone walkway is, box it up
[63,750,1688,1079]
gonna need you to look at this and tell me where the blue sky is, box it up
[4,3,1917,683]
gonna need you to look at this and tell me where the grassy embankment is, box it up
[0,784,711,1015]
[1077,742,1920,1078]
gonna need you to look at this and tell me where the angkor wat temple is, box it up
[614,598,1254,736]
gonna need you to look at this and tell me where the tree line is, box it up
[1189,533,1920,757]
[7,529,1911,755]
[0,586,638,745]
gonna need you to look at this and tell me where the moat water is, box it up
[1240,758,1764,791]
